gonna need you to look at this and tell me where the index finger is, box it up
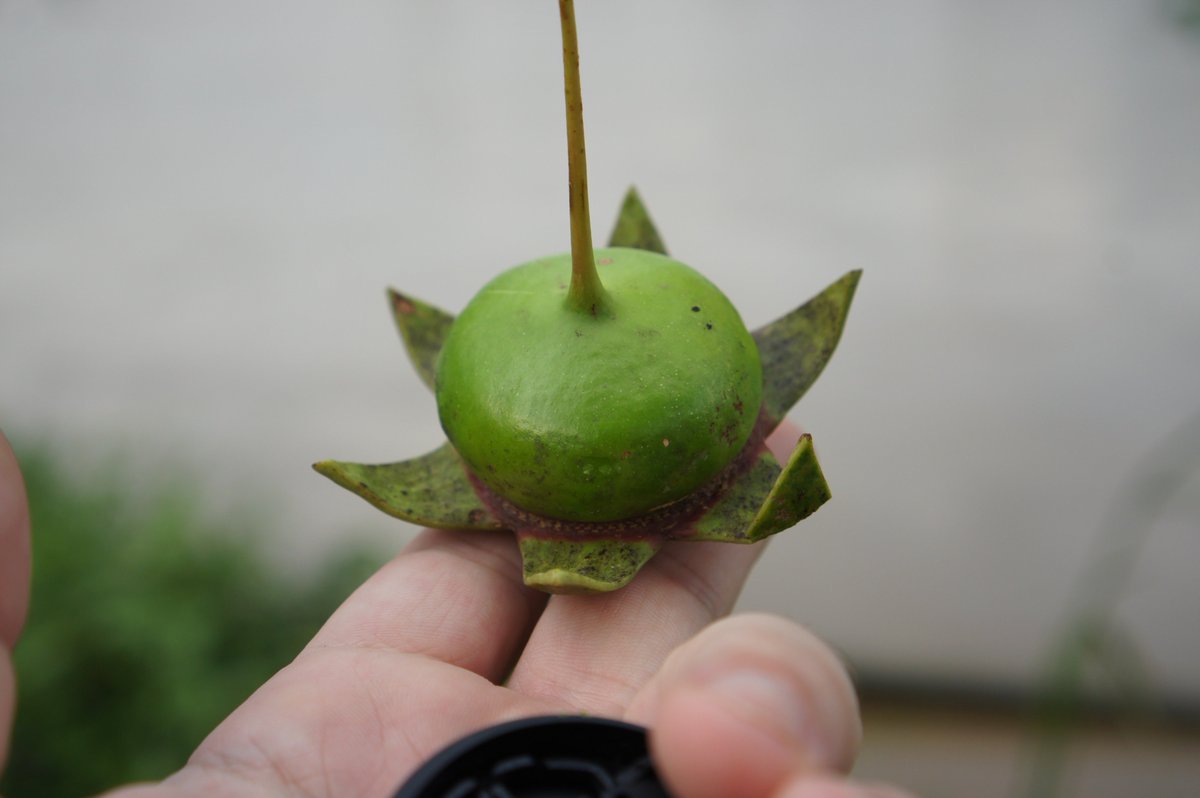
[307,526,547,683]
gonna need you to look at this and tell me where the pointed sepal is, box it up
[688,434,830,543]
[686,447,780,542]
[518,535,662,594]
[753,270,861,427]
[743,433,830,541]
[607,186,669,255]
[388,289,455,391]
[313,443,501,530]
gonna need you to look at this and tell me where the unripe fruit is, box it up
[436,247,762,523]
[315,0,859,593]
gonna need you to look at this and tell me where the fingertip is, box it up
[765,419,803,461]
[651,681,797,798]
[776,775,918,798]
[644,614,862,798]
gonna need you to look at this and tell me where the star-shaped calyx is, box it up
[315,188,859,594]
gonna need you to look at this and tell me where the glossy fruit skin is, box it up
[435,246,763,523]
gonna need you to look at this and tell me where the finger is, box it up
[308,527,547,683]
[175,647,558,798]
[0,429,30,778]
[97,649,561,798]
[0,429,32,648]
[627,613,862,798]
[105,531,553,798]
[506,422,803,715]
[774,776,916,798]
[0,648,13,775]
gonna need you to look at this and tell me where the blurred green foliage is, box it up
[1020,409,1200,798]
[2,444,386,798]
[1167,0,1200,31]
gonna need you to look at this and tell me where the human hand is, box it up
[0,426,909,798]
[0,430,32,779]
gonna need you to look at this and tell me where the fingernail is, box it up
[779,776,913,798]
[700,670,824,759]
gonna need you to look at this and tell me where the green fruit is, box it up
[314,0,860,594]
[435,246,762,523]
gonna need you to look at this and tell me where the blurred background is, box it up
[2,0,1199,795]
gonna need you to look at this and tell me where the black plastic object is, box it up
[394,715,673,798]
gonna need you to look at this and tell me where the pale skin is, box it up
[0,426,911,798]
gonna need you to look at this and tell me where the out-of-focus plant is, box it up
[1,442,386,798]
[1021,410,1200,798]
[1165,0,1200,33]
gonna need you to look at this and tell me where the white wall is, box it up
[2,0,1198,698]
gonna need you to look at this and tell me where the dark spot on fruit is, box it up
[467,509,488,525]
[533,437,550,466]
[733,397,745,414]
[691,306,700,312]
[575,329,583,337]
[706,322,713,330]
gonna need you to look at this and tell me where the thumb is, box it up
[632,614,861,798]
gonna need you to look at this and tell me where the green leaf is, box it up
[690,434,831,543]
[388,289,455,391]
[313,443,500,530]
[518,535,661,594]
[753,270,861,426]
[607,186,669,255]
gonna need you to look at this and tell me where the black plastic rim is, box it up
[393,715,672,798]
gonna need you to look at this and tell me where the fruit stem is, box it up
[559,0,608,315]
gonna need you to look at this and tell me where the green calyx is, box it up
[314,0,861,594]
[435,246,763,523]
[314,188,861,593]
